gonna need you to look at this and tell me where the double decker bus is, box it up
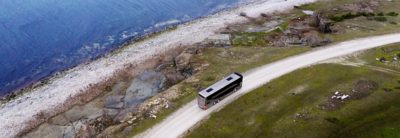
[197,72,243,110]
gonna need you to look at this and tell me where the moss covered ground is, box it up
[129,0,400,136]
[187,44,400,138]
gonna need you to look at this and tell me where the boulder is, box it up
[244,20,283,33]
[104,109,119,117]
[164,72,186,85]
[75,123,95,138]
[64,106,104,122]
[23,123,65,138]
[50,115,70,126]
[203,34,231,47]
[63,125,75,138]
[174,52,193,71]
[341,0,379,13]
[104,95,124,109]
[124,70,166,107]
[301,30,323,47]
[313,13,332,33]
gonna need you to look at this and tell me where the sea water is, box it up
[0,0,242,96]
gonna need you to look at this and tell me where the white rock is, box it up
[302,10,314,15]
[340,95,350,100]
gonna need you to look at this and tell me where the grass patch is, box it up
[129,46,310,136]
[130,0,400,136]
[387,12,399,17]
[187,44,400,138]
[327,6,399,42]
[231,32,269,47]
[293,0,400,42]
[374,16,388,22]
[358,43,400,71]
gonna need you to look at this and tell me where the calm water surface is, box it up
[0,0,243,96]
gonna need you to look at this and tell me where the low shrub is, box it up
[387,12,399,17]
[390,21,398,25]
[374,16,388,22]
[329,16,344,22]
[359,12,375,17]
[329,12,375,22]
[205,76,215,82]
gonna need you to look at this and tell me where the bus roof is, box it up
[199,73,242,98]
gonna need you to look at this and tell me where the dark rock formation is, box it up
[341,0,379,13]
[302,30,323,47]
[124,70,166,108]
[105,96,124,109]
[313,13,332,33]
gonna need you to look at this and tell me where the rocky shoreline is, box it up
[0,0,318,137]
[24,46,206,137]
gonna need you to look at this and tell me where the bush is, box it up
[387,12,399,17]
[205,76,215,82]
[329,16,344,22]
[342,12,359,19]
[374,16,388,22]
[239,12,247,17]
[104,85,112,92]
[260,13,269,18]
[377,12,384,16]
[330,12,374,22]
[364,12,375,17]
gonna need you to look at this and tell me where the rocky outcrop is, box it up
[23,46,203,138]
[267,14,333,47]
[202,34,231,47]
[301,30,323,47]
[63,106,104,122]
[175,52,193,72]
[341,0,379,13]
[313,13,333,33]
[124,70,166,108]
[105,96,124,109]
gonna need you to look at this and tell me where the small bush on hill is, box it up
[387,12,399,17]
[374,16,388,22]
[329,16,344,22]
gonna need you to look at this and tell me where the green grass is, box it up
[129,0,400,136]
[359,43,400,71]
[231,32,269,47]
[299,0,354,11]
[128,46,310,136]
[296,0,400,42]
[187,46,400,138]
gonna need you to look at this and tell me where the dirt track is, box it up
[137,33,400,138]
[0,0,319,137]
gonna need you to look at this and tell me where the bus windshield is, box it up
[197,95,206,109]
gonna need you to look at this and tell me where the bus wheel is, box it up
[213,100,220,105]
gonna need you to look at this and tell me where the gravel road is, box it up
[137,33,400,138]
